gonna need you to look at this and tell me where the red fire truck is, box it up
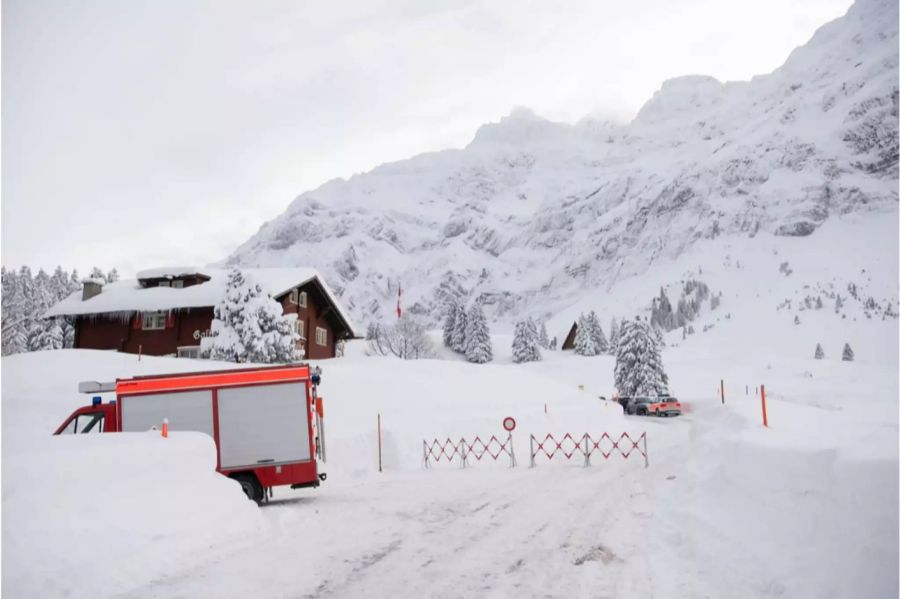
[53,364,326,503]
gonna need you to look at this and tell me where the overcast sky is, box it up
[3,0,852,277]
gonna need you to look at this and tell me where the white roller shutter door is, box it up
[216,382,310,469]
[120,390,214,437]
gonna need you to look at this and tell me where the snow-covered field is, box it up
[3,321,897,598]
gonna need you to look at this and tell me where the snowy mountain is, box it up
[224,0,898,329]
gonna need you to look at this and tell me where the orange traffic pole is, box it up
[720,379,725,404]
[162,418,169,438]
[377,413,383,473]
[760,385,768,427]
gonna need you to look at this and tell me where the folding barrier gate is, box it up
[423,433,517,468]
[529,432,648,468]
[422,432,648,469]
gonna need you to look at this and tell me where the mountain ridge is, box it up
[224,0,898,328]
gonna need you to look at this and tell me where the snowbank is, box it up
[2,432,263,598]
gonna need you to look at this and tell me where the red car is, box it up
[648,397,682,417]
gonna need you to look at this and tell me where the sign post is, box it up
[503,417,517,468]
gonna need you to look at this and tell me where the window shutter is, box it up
[165,312,175,328]
[132,313,142,330]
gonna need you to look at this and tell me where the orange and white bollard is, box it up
[162,418,169,438]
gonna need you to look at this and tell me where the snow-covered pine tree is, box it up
[652,323,665,348]
[587,310,608,353]
[550,336,557,350]
[794,315,800,325]
[511,320,529,363]
[614,318,669,397]
[450,303,468,353]
[366,322,379,340]
[464,303,492,363]
[27,269,53,351]
[842,343,855,362]
[814,343,825,359]
[442,300,458,347]
[538,321,550,349]
[512,318,542,363]
[207,268,253,362]
[608,318,619,353]
[89,267,107,284]
[834,295,843,313]
[574,314,597,356]
[107,268,120,283]
[246,290,300,363]
[650,288,675,331]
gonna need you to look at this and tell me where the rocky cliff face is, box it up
[225,0,898,327]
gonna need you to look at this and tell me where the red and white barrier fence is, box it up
[423,433,517,468]
[529,432,648,468]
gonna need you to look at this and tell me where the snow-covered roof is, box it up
[135,266,202,279]
[46,267,356,336]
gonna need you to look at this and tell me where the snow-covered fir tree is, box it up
[107,268,120,283]
[652,323,665,349]
[538,320,550,349]
[1,264,88,355]
[512,318,541,363]
[464,303,492,363]
[365,322,379,340]
[248,293,300,363]
[608,318,620,353]
[814,343,825,359]
[614,318,669,397]
[442,300,458,347]
[206,268,298,363]
[450,303,468,353]
[549,336,557,350]
[573,314,597,356]
[842,343,855,362]
[88,267,107,284]
[587,310,608,353]
[650,288,676,331]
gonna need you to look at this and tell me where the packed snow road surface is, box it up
[3,348,897,598]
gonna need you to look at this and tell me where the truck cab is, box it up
[54,399,118,434]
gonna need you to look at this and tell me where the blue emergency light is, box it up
[92,396,102,406]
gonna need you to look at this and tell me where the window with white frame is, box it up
[172,280,184,289]
[299,291,308,308]
[158,281,170,287]
[315,327,327,346]
[293,319,305,339]
[289,288,299,304]
[142,311,166,330]
[177,346,200,359]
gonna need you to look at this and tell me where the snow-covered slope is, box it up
[223,0,898,331]
[3,341,897,598]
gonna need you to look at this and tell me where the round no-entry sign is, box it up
[502,417,516,432]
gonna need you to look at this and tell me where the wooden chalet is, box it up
[45,267,356,360]
[561,321,578,350]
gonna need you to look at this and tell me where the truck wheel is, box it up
[232,473,264,504]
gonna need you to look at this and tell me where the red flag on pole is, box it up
[396,281,402,319]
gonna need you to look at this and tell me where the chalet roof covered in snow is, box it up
[46,267,356,335]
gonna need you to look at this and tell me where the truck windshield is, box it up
[60,412,104,434]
